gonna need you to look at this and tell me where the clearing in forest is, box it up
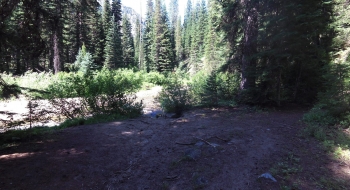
[0,87,349,189]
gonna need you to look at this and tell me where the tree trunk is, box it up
[240,0,258,90]
[53,30,61,74]
[53,0,63,74]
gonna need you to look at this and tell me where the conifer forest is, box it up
[1,0,350,189]
[1,0,349,106]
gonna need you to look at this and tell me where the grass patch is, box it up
[270,153,302,178]
[267,153,302,189]
[302,109,350,189]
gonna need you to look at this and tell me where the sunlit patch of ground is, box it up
[0,152,39,160]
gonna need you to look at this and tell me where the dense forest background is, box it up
[1,0,350,118]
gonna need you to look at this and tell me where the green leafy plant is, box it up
[143,71,167,85]
[70,44,98,74]
[157,74,192,114]
[45,68,143,120]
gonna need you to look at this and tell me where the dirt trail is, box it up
[0,88,349,189]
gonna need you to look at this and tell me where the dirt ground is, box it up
[0,87,349,190]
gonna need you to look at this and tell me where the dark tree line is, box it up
[1,0,350,106]
[0,0,136,75]
[220,0,336,105]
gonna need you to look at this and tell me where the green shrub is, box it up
[303,105,337,126]
[216,72,239,101]
[45,68,143,119]
[1,71,54,98]
[143,71,167,85]
[202,69,219,106]
[188,70,239,107]
[70,44,98,74]
[157,74,192,114]
[188,70,208,105]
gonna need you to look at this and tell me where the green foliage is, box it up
[188,70,208,105]
[71,44,97,74]
[270,153,302,177]
[45,68,143,119]
[216,72,239,101]
[303,105,337,126]
[201,69,219,106]
[221,0,334,105]
[121,14,135,68]
[157,74,192,113]
[188,70,238,106]
[1,71,54,98]
[143,71,167,85]
[104,15,123,69]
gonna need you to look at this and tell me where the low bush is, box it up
[188,70,238,107]
[45,68,143,119]
[142,71,167,85]
[157,74,192,114]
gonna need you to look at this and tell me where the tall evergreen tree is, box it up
[134,16,143,69]
[221,0,334,104]
[104,16,122,68]
[111,0,122,24]
[183,0,193,58]
[169,0,179,29]
[169,0,179,66]
[52,0,64,73]
[152,0,175,72]
[121,14,135,68]
[204,0,227,72]
[88,5,105,67]
[144,0,155,72]
[102,0,112,39]
[175,16,183,61]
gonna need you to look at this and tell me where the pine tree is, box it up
[202,69,219,106]
[204,0,227,72]
[104,16,122,68]
[134,16,143,69]
[121,14,135,68]
[153,0,175,72]
[144,0,155,72]
[111,0,122,24]
[189,1,201,64]
[62,1,78,66]
[221,0,335,104]
[175,16,183,61]
[182,0,192,59]
[102,0,112,39]
[169,0,179,64]
[88,7,105,67]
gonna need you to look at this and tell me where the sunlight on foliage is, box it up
[157,74,192,114]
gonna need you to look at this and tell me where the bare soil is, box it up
[0,87,349,190]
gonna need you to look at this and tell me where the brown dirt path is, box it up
[0,87,349,189]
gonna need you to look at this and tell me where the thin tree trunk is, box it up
[53,30,61,74]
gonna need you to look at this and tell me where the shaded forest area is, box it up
[0,0,349,105]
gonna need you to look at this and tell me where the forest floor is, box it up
[0,86,349,190]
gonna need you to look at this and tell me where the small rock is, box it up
[210,143,220,148]
[195,141,205,147]
[258,172,277,182]
[184,148,201,161]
